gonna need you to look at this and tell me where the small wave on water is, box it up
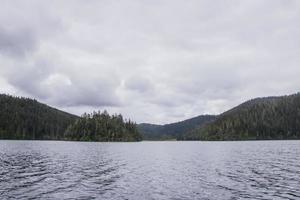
[0,140,300,200]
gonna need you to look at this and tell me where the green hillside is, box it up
[0,94,142,141]
[0,94,78,140]
[183,93,300,140]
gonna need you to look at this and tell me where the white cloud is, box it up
[0,0,300,124]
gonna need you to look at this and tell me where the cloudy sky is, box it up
[0,0,299,124]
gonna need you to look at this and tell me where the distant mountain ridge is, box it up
[138,115,216,140]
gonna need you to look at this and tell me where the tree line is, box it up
[0,94,141,141]
[65,111,141,141]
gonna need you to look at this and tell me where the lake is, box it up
[0,140,299,200]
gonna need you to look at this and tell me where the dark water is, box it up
[0,141,300,200]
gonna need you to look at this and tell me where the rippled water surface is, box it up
[0,140,300,200]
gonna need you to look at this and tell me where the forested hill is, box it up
[3,93,299,141]
[0,94,78,140]
[138,115,216,140]
[0,94,142,141]
[182,93,300,140]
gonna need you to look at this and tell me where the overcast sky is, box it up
[0,0,299,124]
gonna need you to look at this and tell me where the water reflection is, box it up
[0,140,300,199]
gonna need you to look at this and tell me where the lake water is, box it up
[0,140,299,200]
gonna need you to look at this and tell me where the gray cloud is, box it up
[124,76,153,93]
[0,27,36,57]
[4,60,121,107]
[1,0,300,124]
